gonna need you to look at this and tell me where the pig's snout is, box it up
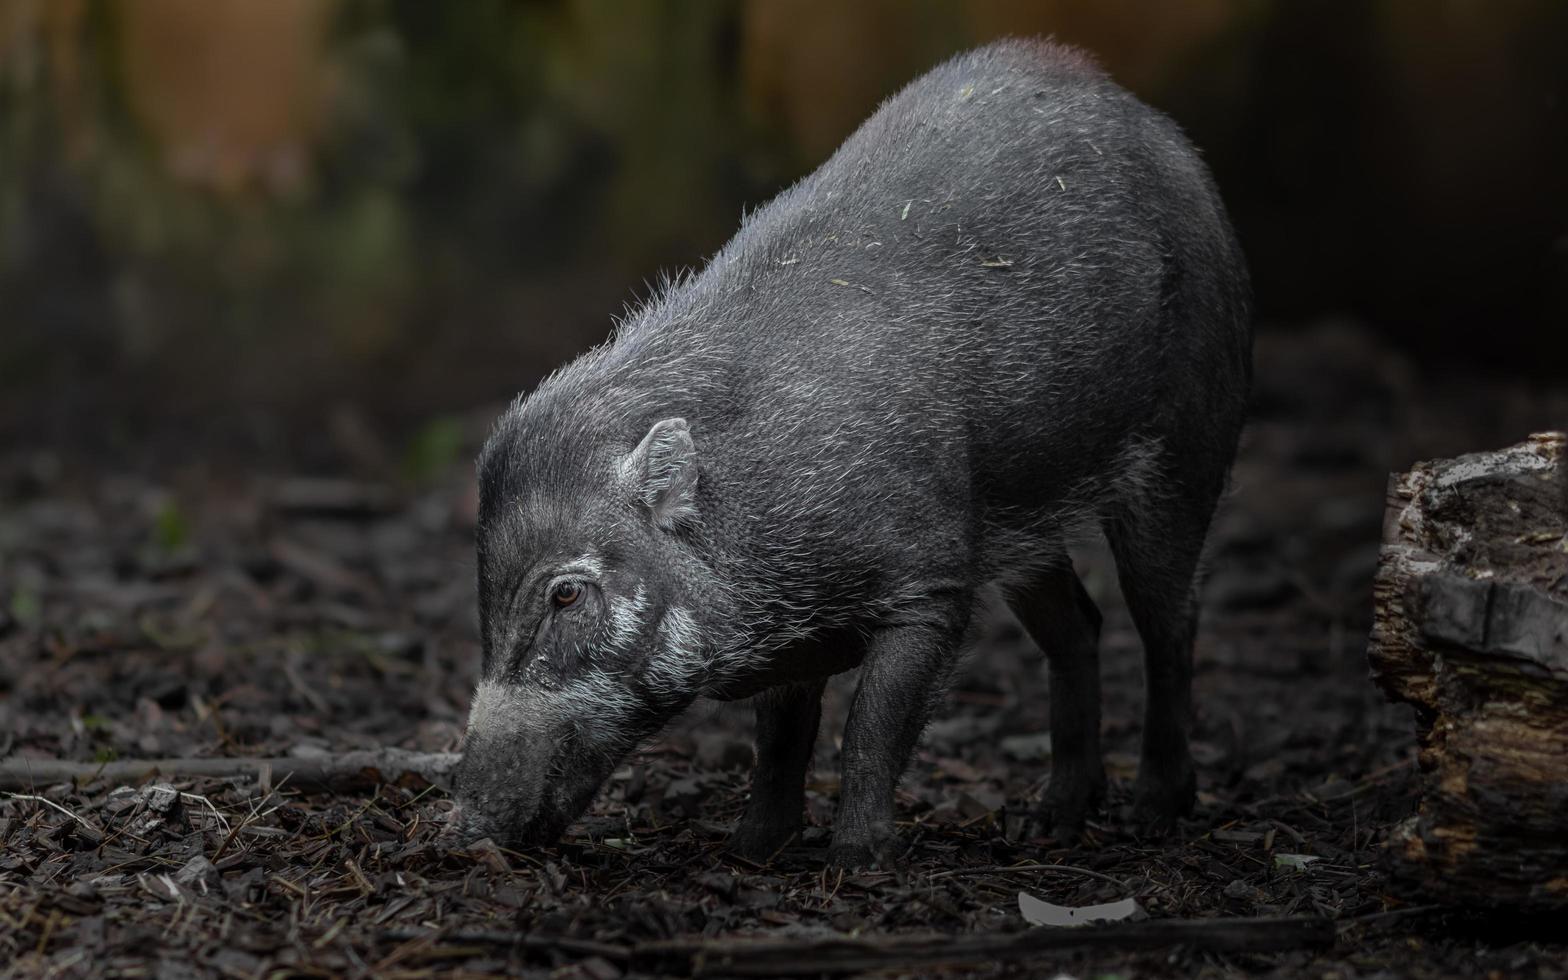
[450,680,562,847]
[448,739,556,847]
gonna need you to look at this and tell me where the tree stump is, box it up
[1368,431,1568,909]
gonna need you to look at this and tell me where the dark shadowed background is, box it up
[2,0,1565,463]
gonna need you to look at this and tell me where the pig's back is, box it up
[583,40,1249,597]
[688,39,1249,515]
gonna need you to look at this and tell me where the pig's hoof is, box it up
[1031,770,1106,843]
[727,819,797,864]
[1033,817,1088,845]
[826,833,899,870]
[1130,769,1196,836]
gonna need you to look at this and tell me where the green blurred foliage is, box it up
[151,499,189,555]
[8,586,42,629]
[401,415,466,485]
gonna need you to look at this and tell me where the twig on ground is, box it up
[178,791,233,835]
[926,862,1127,888]
[1336,905,1442,933]
[380,929,632,964]
[283,651,332,715]
[3,792,104,838]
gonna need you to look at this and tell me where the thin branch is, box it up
[926,862,1127,887]
[173,791,232,835]
[3,792,104,837]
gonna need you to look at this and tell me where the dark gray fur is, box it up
[452,38,1251,866]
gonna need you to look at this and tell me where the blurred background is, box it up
[1,0,1565,465]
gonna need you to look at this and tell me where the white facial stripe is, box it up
[661,606,701,654]
[646,605,702,695]
[607,585,650,650]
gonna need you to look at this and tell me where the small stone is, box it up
[140,783,179,813]
[103,786,140,814]
[174,854,221,894]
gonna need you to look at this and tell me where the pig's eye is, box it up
[550,581,583,609]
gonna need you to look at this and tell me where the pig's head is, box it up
[451,411,718,847]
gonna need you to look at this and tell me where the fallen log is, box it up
[644,916,1335,975]
[1367,431,1568,910]
[387,915,1335,976]
[0,749,460,793]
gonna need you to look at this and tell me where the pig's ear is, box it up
[623,417,698,530]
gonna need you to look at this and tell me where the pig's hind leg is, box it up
[729,678,827,863]
[1002,564,1106,841]
[1102,473,1221,833]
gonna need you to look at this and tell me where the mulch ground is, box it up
[3,323,1566,978]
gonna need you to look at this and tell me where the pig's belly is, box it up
[703,627,866,701]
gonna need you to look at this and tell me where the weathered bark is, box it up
[1368,431,1568,910]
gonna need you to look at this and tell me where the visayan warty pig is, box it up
[450,38,1252,867]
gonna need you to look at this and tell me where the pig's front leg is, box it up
[829,607,967,868]
[729,678,826,862]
